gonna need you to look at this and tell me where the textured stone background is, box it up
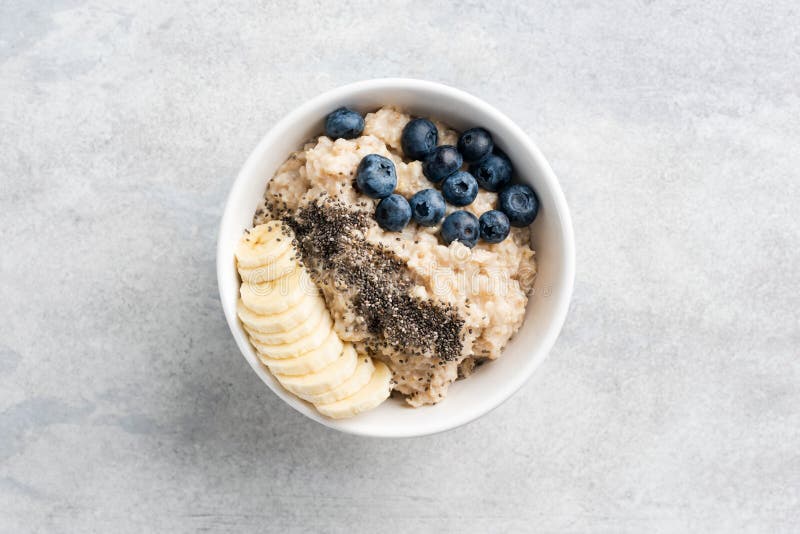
[1,1,798,532]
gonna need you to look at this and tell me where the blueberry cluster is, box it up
[324,108,539,248]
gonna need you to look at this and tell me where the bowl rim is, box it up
[217,78,575,438]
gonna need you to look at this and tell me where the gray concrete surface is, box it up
[1,1,799,532]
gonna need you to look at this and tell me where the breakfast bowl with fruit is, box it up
[217,79,575,437]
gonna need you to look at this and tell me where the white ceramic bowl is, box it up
[217,78,574,438]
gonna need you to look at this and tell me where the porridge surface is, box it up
[255,107,536,406]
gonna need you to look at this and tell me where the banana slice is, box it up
[276,343,359,399]
[258,328,343,376]
[238,246,298,283]
[314,360,392,419]
[237,294,324,334]
[247,302,327,345]
[239,267,315,315]
[302,353,375,405]
[235,221,294,269]
[250,313,332,359]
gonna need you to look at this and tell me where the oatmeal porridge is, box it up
[241,106,538,409]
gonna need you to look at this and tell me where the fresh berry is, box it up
[458,127,493,162]
[356,154,397,199]
[423,145,463,182]
[441,171,478,207]
[375,194,411,231]
[499,184,539,227]
[469,152,512,192]
[401,118,438,160]
[441,211,479,248]
[409,189,446,227]
[324,107,364,139]
[479,210,511,243]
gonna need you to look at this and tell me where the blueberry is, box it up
[469,152,512,192]
[499,184,539,227]
[441,211,479,248]
[458,127,493,162]
[423,145,462,183]
[356,154,397,199]
[375,194,411,231]
[401,118,438,160]
[324,107,364,139]
[409,189,446,227]
[441,171,478,207]
[479,210,511,243]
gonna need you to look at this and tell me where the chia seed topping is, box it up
[268,194,464,362]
